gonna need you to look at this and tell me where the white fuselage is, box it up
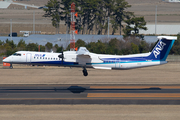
[3,51,167,70]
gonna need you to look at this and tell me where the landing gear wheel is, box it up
[82,67,88,76]
[83,70,88,76]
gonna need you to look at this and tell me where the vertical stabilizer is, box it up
[148,36,177,61]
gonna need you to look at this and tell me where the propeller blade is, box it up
[58,51,64,64]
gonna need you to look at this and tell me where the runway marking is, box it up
[87,93,180,98]
[0,98,180,100]
[90,86,180,89]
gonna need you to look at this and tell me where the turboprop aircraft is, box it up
[3,36,177,76]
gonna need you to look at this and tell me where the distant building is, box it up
[162,0,180,2]
[138,24,180,35]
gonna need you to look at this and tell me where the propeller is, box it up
[58,50,64,64]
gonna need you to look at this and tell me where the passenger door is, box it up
[115,58,121,68]
[26,53,31,63]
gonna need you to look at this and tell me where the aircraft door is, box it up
[26,53,31,63]
[115,58,121,68]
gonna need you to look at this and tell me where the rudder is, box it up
[148,36,177,61]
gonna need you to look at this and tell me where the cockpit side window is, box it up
[17,53,21,56]
[13,53,17,56]
[13,53,21,56]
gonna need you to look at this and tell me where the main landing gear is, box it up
[82,67,88,76]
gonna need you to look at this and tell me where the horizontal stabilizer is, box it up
[157,36,177,40]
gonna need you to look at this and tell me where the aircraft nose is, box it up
[3,57,9,63]
[3,58,6,62]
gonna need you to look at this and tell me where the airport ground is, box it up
[1,0,180,119]
[0,105,180,120]
[0,62,180,85]
[0,63,180,119]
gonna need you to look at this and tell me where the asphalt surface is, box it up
[0,84,180,104]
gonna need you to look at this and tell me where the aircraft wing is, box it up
[77,47,90,57]
[76,47,91,65]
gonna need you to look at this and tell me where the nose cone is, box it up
[3,58,6,62]
[3,57,9,63]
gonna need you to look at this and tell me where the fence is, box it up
[166,55,180,62]
[0,56,4,64]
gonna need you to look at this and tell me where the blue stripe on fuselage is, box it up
[100,57,149,63]
[29,61,78,66]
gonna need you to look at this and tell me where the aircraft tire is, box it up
[83,70,88,76]
[83,72,88,76]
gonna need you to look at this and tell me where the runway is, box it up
[0,84,180,104]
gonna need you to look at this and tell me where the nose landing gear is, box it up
[82,67,88,76]
[10,64,13,69]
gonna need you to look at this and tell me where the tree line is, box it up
[0,39,63,56]
[43,0,147,38]
[0,38,153,56]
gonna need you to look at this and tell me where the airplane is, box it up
[2,36,177,76]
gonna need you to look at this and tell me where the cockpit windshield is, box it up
[13,53,21,56]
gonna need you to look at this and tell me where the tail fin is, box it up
[148,36,177,61]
